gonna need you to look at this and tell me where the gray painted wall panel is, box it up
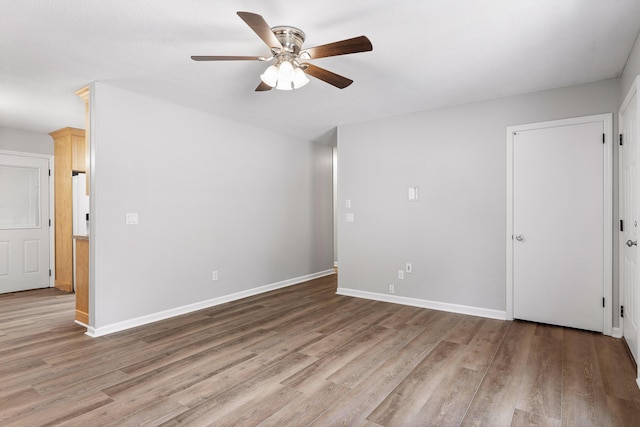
[0,126,54,155]
[91,83,333,328]
[338,79,619,313]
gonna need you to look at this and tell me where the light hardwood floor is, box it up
[1,274,639,426]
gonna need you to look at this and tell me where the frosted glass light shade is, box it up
[260,65,279,87]
[275,61,294,90]
[292,67,309,89]
[276,76,293,90]
[279,61,294,77]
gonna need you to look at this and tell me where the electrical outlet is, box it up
[398,270,404,280]
[212,270,219,281]
[389,284,395,294]
[406,263,413,273]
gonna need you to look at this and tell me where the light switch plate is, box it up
[345,213,354,222]
[408,187,419,201]
[345,199,351,208]
[126,212,139,225]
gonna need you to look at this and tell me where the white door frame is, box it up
[619,76,640,387]
[505,114,613,336]
[0,149,55,288]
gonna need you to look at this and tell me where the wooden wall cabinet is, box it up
[71,133,86,173]
[49,127,86,293]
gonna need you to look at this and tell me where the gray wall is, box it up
[90,83,334,329]
[337,79,619,315]
[621,33,640,100]
[0,126,53,155]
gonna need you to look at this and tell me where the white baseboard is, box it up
[612,326,623,338]
[336,287,507,321]
[86,269,336,338]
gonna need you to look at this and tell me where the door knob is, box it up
[515,234,525,241]
[626,239,637,247]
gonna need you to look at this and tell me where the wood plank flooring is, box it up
[1,274,639,426]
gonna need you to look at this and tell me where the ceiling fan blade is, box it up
[303,64,353,89]
[237,11,283,50]
[191,55,262,61]
[255,81,273,91]
[302,36,372,59]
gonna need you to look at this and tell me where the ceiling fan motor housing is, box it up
[271,26,306,55]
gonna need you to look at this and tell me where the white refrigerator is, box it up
[72,173,89,236]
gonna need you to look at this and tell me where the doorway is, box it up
[0,151,52,293]
[506,114,613,334]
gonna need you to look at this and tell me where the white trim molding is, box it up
[505,113,613,336]
[336,287,507,321]
[86,269,335,338]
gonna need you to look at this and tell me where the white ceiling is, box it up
[2,1,640,144]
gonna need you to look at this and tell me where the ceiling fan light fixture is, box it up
[260,65,279,87]
[292,67,309,89]
[263,60,307,91]
[278,60,294,76]
[275,60,295,90]
[192,12,373,92]
[276,61,294,90]
[275,75,294,90]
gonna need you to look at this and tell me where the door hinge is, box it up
[49,269,52,277]
[620,219,624,232]
[620,134,624,146]
[603,297,605,308]
[621,305,625,318]
[48,169,51,176]
[602,134,605,144]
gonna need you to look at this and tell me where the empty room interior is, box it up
[3,1,640,425]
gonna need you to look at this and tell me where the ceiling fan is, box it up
[191,11,373,91]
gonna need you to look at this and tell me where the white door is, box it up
[620,87,639,364]
[0,153,51,293]
[511,120,606,332]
